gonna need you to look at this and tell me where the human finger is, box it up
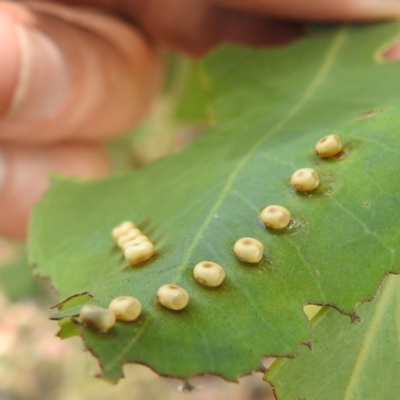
[211,0,400,21]
[46,0,303,56]
[0,1,163,144]
[120,0,303,56]
[0,143,110,238]
[49,0,400,56]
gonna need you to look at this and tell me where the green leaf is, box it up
[129,56,210,166]
[266,273,400,400]
[0,244,46,302]
[29,23,400,382]
[169,57,209,124]
[57,317,81,339]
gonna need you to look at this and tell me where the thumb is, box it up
[0,1,163,144]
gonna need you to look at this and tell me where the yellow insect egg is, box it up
[79,304,116,332]
[234,237,264,263]
[260,205,291,230]
[290,168,320,192]
[111,221,135,242]
[124,240,155,266]
[109,296,142,321]
[121,235,149,251]
[315,134,343,158]
[193,261,226,287]
[117,228,142,248]
[157,284,189,310]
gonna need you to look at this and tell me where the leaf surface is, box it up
[267,273,400,400]
[29,23,400,381]
[0,245,45,302]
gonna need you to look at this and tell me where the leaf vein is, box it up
[342,274,397,400]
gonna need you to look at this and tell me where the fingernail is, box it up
[8,17,69,118]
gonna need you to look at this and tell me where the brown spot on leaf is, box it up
[359,108,390,121]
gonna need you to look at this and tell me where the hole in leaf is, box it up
[303,304,322,321]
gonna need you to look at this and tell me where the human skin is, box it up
[1,0,400,238]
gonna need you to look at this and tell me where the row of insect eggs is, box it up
[79,134,343,331]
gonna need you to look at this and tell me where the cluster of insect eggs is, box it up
[112,221,155,265]
[80,135,343,331]
[80,224,227,330]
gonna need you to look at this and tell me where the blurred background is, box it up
[0,55,276,400]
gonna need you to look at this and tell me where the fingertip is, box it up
[0,3,163,144]
[0,144,110,239]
